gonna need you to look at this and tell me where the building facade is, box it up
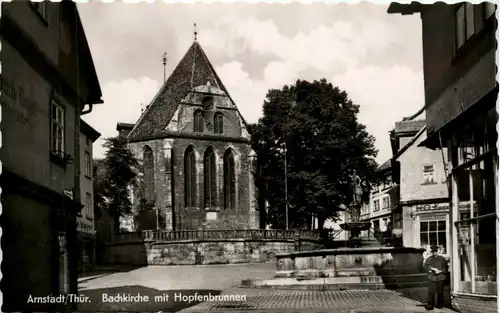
[78,120,101,272]
[362,160,398,239]
[117,39,258,231]
[391,120,449,259]
[389,2,497,312]
[0,1,102,311]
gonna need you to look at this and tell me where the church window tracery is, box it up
[194,110,204,132]
[224,149,236,209]
[204,147,217,208]
[184,146,197,207]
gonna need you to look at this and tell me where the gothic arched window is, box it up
[184,146,197,207]
[204,147,217,208]
[214,112,224,134]
[224,149,236,209]
[143,146,156,203]
[194,110,204,132]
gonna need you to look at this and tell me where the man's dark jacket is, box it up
[424,254,448,281]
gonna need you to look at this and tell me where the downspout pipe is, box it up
[81,103,93,115]
[402,106,425,121]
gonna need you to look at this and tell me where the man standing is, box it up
[424,245,448,310]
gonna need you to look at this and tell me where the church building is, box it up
[117,38,259,231]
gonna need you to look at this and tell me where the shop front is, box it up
[77,218,96,273]
[448,106,497,312]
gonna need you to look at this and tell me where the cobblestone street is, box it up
[78,264,455,313]
[177,287,456,313]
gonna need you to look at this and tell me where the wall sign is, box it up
[77,219,94,234]
[0,75,42,128]
[206,212,217,221]
[416,203,449,212]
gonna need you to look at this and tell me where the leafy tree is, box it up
[251,79,378,230]
[92,158,107,221]
[133,187,163,231]
[101,135,139,232]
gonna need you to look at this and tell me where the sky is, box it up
[78,1,425,164]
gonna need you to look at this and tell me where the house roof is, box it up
[387,2,423,15]
[394,119,426,134]
[80,120,101,142]
[393,125,427,161]
[377,159,392,172]
[127,40,239,140]
[65,1,103,105]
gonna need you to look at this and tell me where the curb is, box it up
[78,272,114,283]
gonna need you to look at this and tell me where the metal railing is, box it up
[108,229,323,243]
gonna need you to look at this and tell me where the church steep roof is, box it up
[128,41,236,140]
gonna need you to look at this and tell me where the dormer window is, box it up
[202,96,214,111]
[214,112,224,134]
[194,110,204,132]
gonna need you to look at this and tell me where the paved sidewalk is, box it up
[177,288,457,313]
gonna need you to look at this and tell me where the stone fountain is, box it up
[241,171,426,290]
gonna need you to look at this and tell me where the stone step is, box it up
[242,281,429,291]
[276,268,426,279]
[242,273,428,290]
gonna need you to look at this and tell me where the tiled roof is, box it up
[394,119,426,133]
[127,41,235,140]
[377,159,391,172]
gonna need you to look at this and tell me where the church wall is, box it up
[128,138,174,230]
[172,104,244,139]
[128,137,258,231]
[172,138,256,230]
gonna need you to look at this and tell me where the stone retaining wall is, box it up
[99,229,324,266]
[100,238,323,266]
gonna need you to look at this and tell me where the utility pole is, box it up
[156,205,160,230]
[285,140,288,230]
[284,100,297,231]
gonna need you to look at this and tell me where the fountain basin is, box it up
[339,222,372,232]
[238,246,428,290]
[275,247,425,278]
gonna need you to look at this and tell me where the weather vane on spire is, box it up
[194,22,198,41]
[162,52,167,83]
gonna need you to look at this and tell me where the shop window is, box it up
[453,112,497,295]
[420,220,447,252]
